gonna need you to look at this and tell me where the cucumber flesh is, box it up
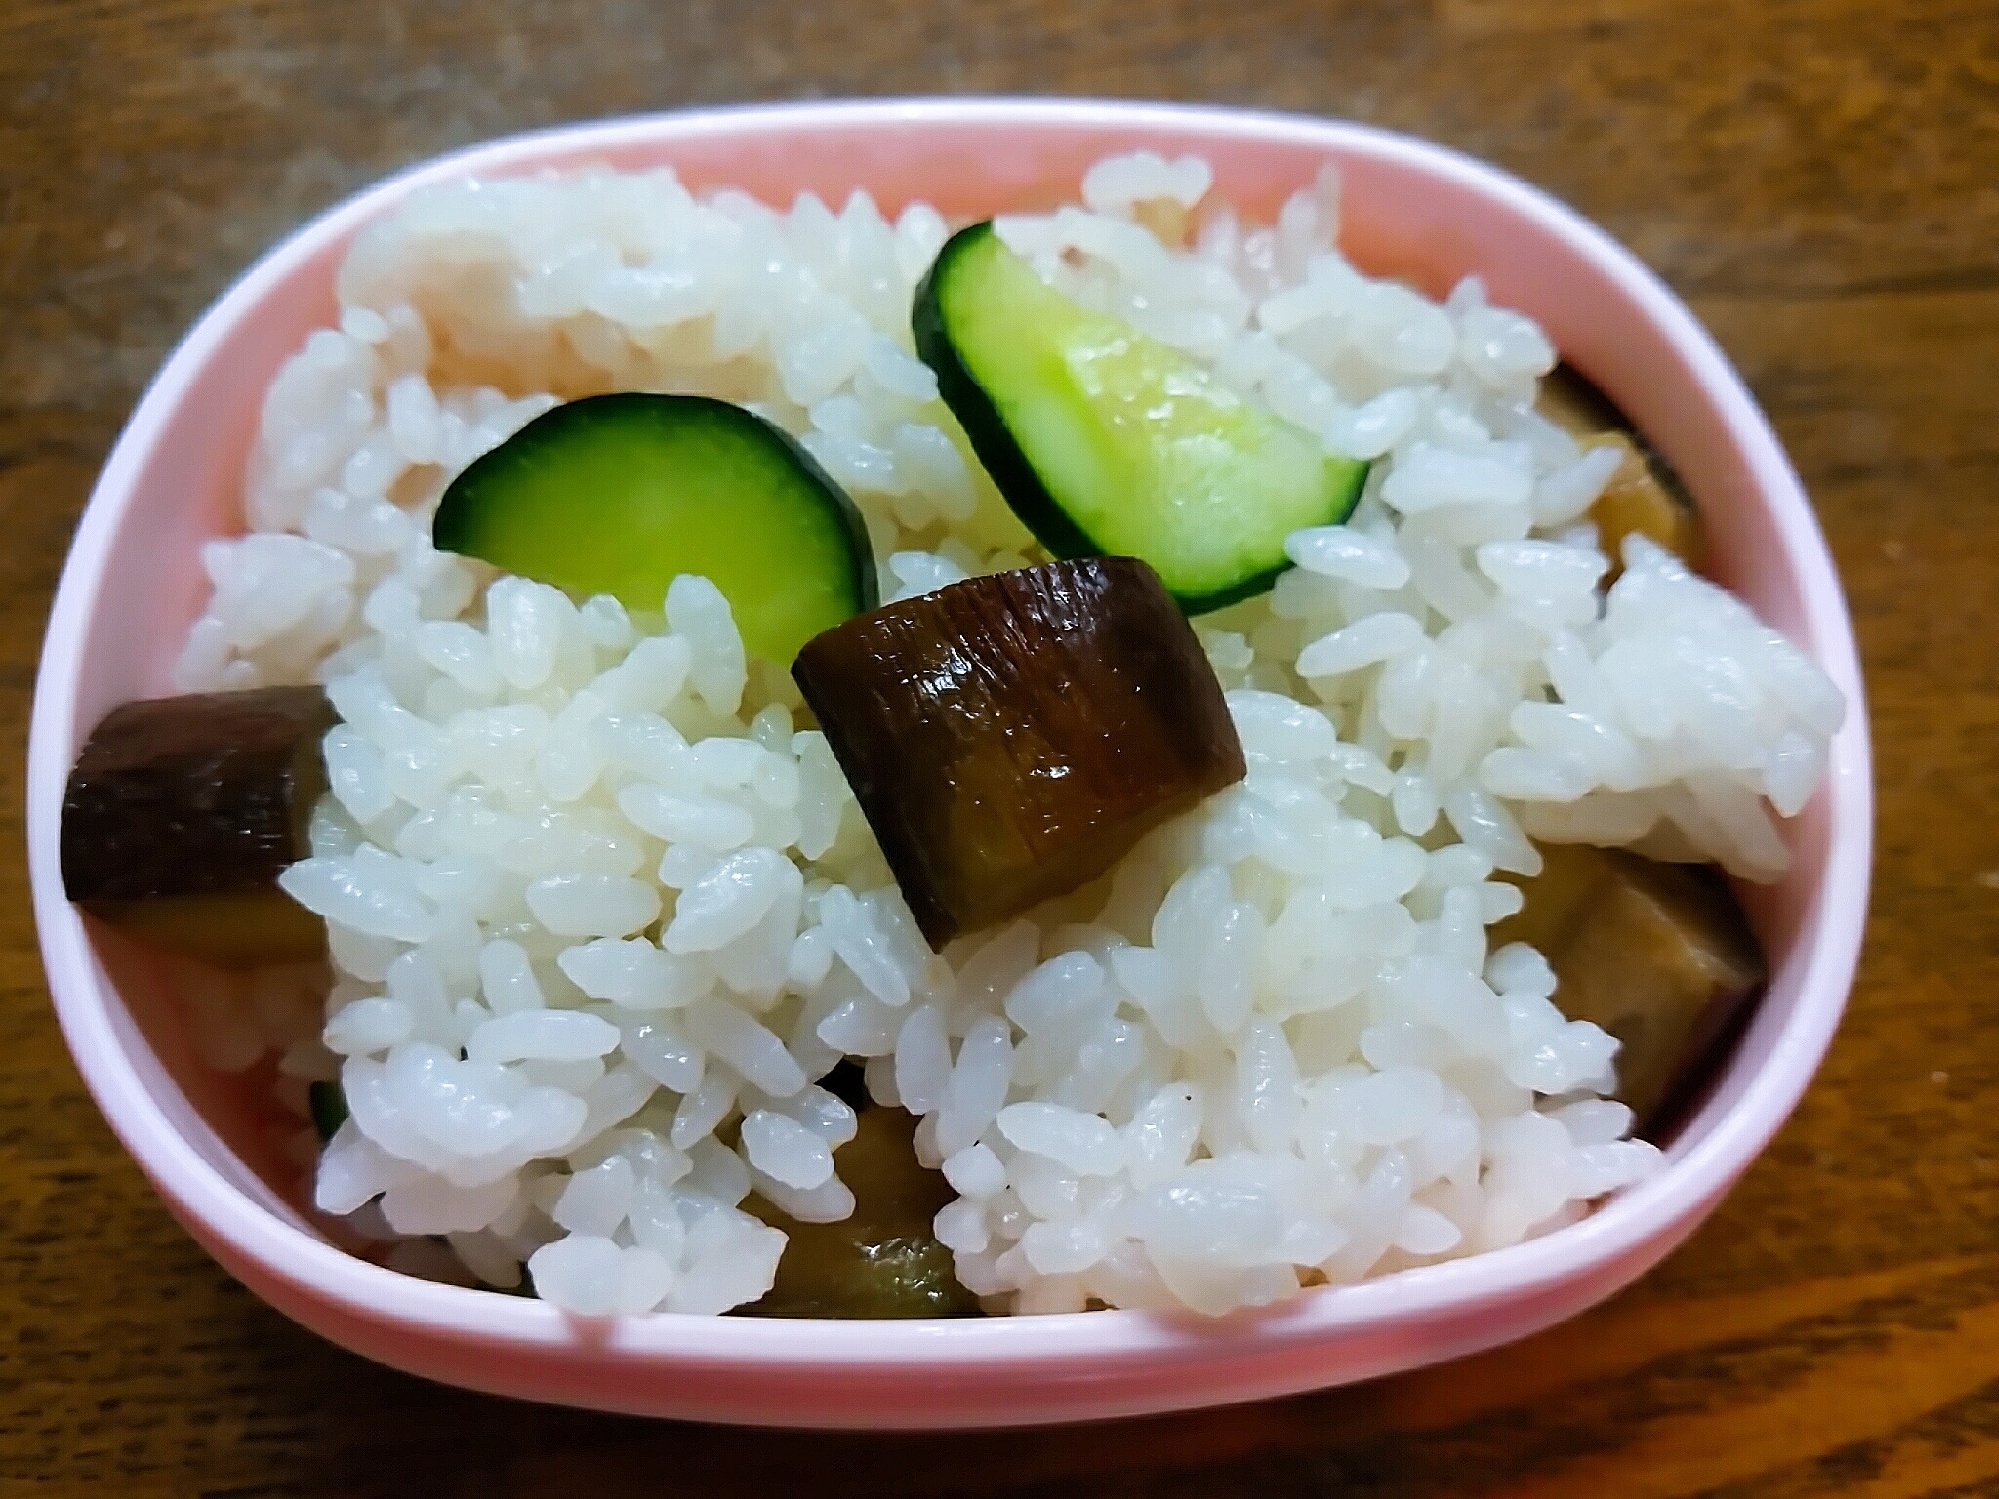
[914,222,1367,611]
[432,393,877,665]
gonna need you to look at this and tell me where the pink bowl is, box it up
[26,98,1872,1429]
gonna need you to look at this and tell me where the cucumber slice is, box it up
[914,222,1368,612]
[433,393,877,665]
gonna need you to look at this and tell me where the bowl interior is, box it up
[31,103,1868,1351]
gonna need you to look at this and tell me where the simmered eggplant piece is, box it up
[793,557,1247,949]
[61,685,334,967]
[745,1106,980,1319]
[1538,363,1703,572]
[1494,842,1767,1133]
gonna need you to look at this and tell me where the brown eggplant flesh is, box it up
[743,1106,981,1319]
[1494,842,1767,1137]
[1537,363,1704,574]
[793,556,1247,951]
[80,888,328,969]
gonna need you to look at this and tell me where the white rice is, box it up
[174,153,1842,1318]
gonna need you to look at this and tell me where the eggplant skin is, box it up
[61,685,333,906]
[793,556,1246,950]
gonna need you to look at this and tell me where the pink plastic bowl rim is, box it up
[26,97,1872,1392]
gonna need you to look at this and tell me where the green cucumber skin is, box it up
[912,221,1368,615]
[432,393,878,662]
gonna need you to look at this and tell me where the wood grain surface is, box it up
[4,1,1996,1494]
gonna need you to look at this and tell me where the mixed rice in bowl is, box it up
[48,123,1849,1339]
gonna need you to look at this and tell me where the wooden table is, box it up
[4,1,1995,1493]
